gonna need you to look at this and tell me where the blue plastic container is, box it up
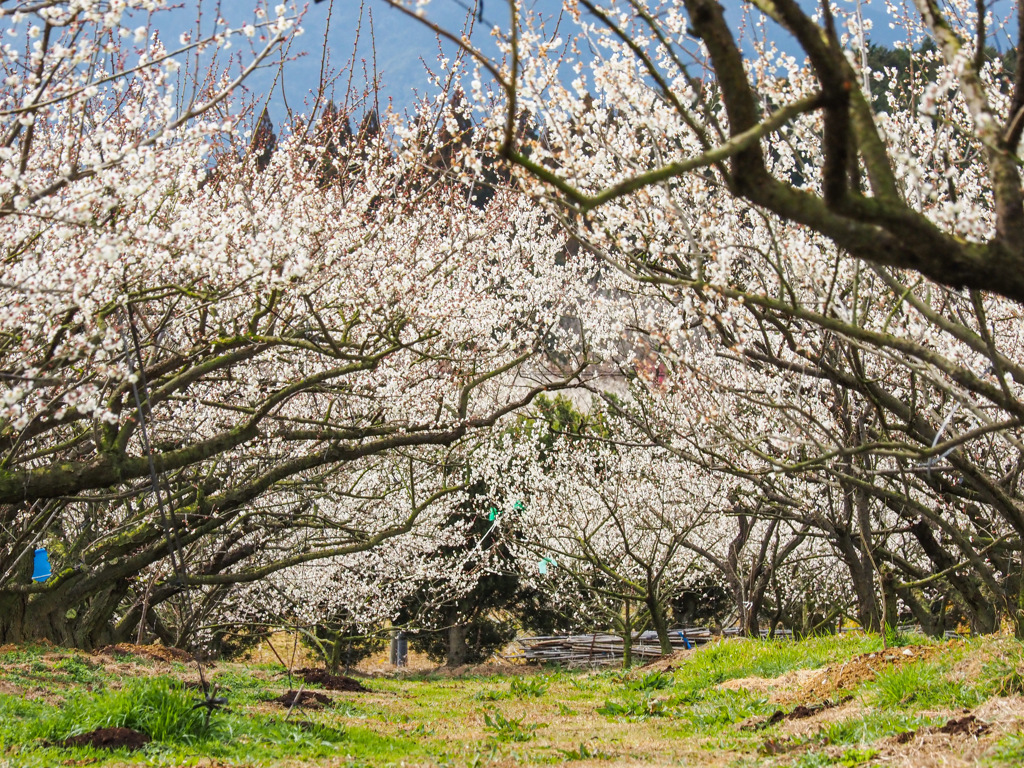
[32,548,51,582]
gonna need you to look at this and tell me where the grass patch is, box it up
[49,655,102,685]
[482,709,541,742]
[509,675,548,698]
[0,670,421,766]
[872,660,982,709]
[670,689,773,735]
[32,677,220,744]
[820,711,939,745]
[597,695,672,721]
[471,688,509,701]
[793,746,879,767]
[558,740,613,760]
[990,733,1024,765]
[623,669,672,693]
[982,659,1024,697]
[0,645,48,664]
[1,634,1019,766]
[669,633,881,698]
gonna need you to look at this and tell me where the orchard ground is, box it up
[2,633,1024,767]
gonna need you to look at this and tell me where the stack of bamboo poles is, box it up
[511,628,714,667]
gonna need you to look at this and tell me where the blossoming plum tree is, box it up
[406,0,1024,636]
[0,1,602,646]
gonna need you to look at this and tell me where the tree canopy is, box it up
[6,0,1024,653]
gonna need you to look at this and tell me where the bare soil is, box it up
[776,697,866,737]
[641,649,695,672]
[62,727,151,751]
[95,643,193,664]
[293,668,368,692]
[269,689,333,709]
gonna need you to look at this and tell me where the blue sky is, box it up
[137,1,1018,125]
[139,0,520,123]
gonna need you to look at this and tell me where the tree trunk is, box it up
[0,593,27,644]
[0,591,120,648]
[910,520,999,633]
[620,599,634,669]
[895,586,944,638]
[832,530,883,631]
[446,623,469,667]
[644,591,674,655]
[328,630,344,673]
[744,590,765,638]
[1014,567,1024,640]
[880,568,899,633]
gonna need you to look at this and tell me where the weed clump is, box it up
[39,677,220,745]
[509,676,548,698]
[558,740,611,760]
[983,659,1024,697]
[624,669,672,693]
[483,710,540,741]
[597,696,670,720]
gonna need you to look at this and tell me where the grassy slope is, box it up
[1,633,1023,767]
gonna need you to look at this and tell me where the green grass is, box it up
[667,688,774,737]
[669,633,882,698]
[597,695,673,721]
[0,645,48,664]
[471,687,509,701]
[49,655,102,684]
[871,660,983,709]
[32,677,219,743]
[982,658,1024,697]
[623,669,672,693]
[482,709,542,742]
[793,746,880,767]
[558,740,613,760]
[819,711,940,744]
[509,675,549,698]
[990,733,1024,765]
[202,667,277,705]
[0,668,419,767]
[0,634,1021,766]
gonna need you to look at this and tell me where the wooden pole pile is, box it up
[511,628,714,667]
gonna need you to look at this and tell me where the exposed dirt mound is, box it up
[890,714,990,744]
[778,704,819,722]
[62,727,151,751]
[791,645,941,703]
[744,696,852,730]
[271,690,332,709]
[759,736,803,756]
[641,649,693,672]
[96,643,192,664]
[936,715,990,737]
[294,668,368,692]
